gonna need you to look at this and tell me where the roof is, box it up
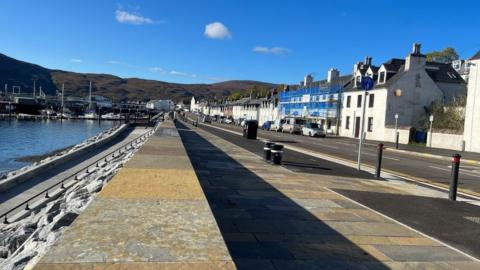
[470,51,480,60]
[425,62,465,84]
[382,58,405,72]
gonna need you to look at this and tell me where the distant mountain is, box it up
[0,53,275,102]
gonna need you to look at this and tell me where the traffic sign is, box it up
[361,76,374,91]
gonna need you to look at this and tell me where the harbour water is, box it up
[0,119,117,175]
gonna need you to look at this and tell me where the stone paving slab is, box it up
[176,120,478,269]
[34,120,232,269]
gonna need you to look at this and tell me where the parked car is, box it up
[240,119,248,127]
[261,121,273,130]
[224,118,233,124]
[234,118,244,126]
[202,115,211,123]
[302,123,326,137]
[270,119,285,132]
[282,118,306,134]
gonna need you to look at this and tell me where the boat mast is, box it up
[88,80,92,110]
[61,83,65,116]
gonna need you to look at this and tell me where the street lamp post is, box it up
[394,113,399,149]
[429,115,434,147]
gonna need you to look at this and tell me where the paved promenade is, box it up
[33,119,479,269]
[176,120,478,269]
[34,120,233,269]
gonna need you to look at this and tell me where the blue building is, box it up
[279,70,350,132]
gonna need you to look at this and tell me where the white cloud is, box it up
[170,70,188,76]
[107,60,120,64]
[115,10,154,25]
[253,46,270,53]
[150,67,165,73]
[190,74,198,78]
[71,59,82,63]
[253,46,290,55]
[204,22,231,39]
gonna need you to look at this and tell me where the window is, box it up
[369,94,375,108]
[346,116,350,129]
[357,95,362,108]
[346,96,351,108]
[367,117,373,132]
[379,72,385,83]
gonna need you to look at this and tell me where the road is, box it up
[0,126,152,217]
[200,121,480,196]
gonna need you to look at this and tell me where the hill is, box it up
[0,53,275,102]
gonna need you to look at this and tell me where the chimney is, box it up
[327,68,340,83]
[353,61,363,74]
[405,43,426,71]
[365,56,372,66]
[412,43,421,54]
[304,74,313,88]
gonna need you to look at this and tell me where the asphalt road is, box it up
[199,121,480,196]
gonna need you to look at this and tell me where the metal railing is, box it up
[1,128,155,224]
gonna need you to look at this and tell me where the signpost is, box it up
[357,77,374,171]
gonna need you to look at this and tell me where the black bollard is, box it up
[395,132,399,149]
[375,143,384,178]
[271,144,284,165]
[449,154,461,201]
[264,142,275,162]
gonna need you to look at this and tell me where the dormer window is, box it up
[355,76,361,87]
[379,72,386,84]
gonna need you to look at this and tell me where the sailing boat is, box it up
[82,80,98,119]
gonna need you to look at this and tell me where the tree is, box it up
[420,96,466,131]
[426,47,459,64]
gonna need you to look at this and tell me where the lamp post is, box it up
[394,113,399,149]
[429,115,434,147]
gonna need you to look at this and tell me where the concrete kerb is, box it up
[0,124,128,192]
[193,121,480,202]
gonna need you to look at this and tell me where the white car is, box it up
[302,123,326,137]
[224,118,233,124]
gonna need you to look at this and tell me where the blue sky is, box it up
[0,0,479,85]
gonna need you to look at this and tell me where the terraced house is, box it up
[339,43,467,144]
[278,69,350,134]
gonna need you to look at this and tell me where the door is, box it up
[354,117,361,138]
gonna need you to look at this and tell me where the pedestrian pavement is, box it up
[34,120,233,269]
[33,118,480,269]
[177,119,479,269]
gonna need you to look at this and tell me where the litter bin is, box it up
[243,120,258,139]
[264,142,275,161]
[271,144,284,165]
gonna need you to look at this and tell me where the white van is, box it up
[282,118,306,134]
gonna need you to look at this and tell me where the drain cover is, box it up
[464,216,480,224]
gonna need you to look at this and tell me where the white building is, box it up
[258,97,279,126]
[146,99,175,111]
[339,43,467,144]
[463,51,480,152]
[190,96,197,112]
[452,59,471,83]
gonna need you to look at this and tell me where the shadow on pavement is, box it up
[176,121,389,270]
